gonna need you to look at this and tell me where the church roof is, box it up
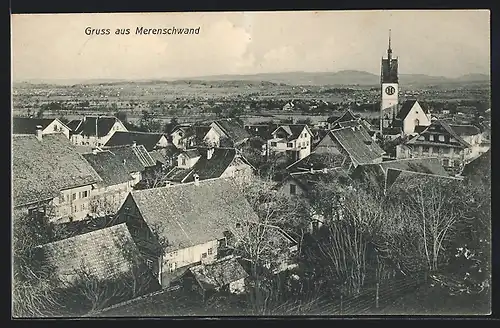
[396,100,429,120]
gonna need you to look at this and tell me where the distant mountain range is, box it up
[15,70,490,87]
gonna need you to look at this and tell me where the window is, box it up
[53,125,58,131]
[146,259,153,270]
[72,193,77,201]
[236,222,241,228]
[82,190,88,198]
[422,146,429,153]
[442,159,450,167]
[208,248,213,255]
[271,142,277,147]
[80,203,85,211]
[290,184,297,195]
[306,141,309,146]
[414,119,420,126]
[429,135,434,142]
[181,157,186,166]
[438,135,445,142]
[287,143,293,148]
[202,253,207,259]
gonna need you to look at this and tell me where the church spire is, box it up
[387,29,392,60]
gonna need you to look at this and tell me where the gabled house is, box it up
[395,120,471,174]
[68,116,128,147]
[393,100,432,135]
[351,157,455,194]
[314,124,385,171]
[165,147,254,184]
[12,117,71,139]
[104,131,169,151]
[170,124,192,149]
[267,124,313,161]
[35,223,160,309]
[82,150,134,217]
[108,144,157,185]
[117,178,261,287]
[181,255,249,298]
[211,118,251,147]
[13,133,102,223]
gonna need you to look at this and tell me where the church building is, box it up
[380,30,399,131]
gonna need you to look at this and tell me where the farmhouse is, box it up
[266,124,313,161]
[117,178,260,287]
[12,133,102,223]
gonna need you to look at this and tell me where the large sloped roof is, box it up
[109,145,156,173]
[82,151,133,187]
[12,134,102,206]
[329,126,384,164]
[70,116,122,137]
[188,256,249,291]
[12,117,69,135]
[128,178,259,252]
[104,131,166,151]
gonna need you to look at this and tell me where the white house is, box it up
[12,117,71,139]
[393,100,432,135]
[67,116,128,147]
[267,124,313,161]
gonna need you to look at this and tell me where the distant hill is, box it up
[14,70,490,87]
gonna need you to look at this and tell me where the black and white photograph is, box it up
[11,10,491,317]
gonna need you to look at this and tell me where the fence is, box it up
[306,271,429,315]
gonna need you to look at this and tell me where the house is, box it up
[68,116,128,147]
[351,157,455,194]
[244,124,278,141]
[449,124,490,160]
[314,124,385,171]
[165,147,254,184]
[393,100,432,135]
[104,131,169,151]
[266,124,313,161]
[82,151,134,217]
[170,124,192,149]
[12,117,71,139]
[202,118,251,147]
[117,178,261,287]
[108,144,157,185]
[12,133,102,223]
[395,120,471,174]
[181,255,249,298]
[35,223,160,310]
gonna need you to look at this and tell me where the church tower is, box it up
[380,30,399,131]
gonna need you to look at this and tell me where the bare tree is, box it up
[12,208,61,317]
[89,196,116,217]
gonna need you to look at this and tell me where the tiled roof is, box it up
[272,124,310,141]
[12,134,102,207]
[396,100,429,120]
[188,256,249,291]
[351,158,457,192]
[128,178,260,252]
[286,151,351,174]
[82,151,133,187]
[165,167,192,182]
[329,126,384,164]
[449,124,481,137]
[110,145,156,173]
[244,124,278,140]
[104,131,166,151]
[407,120,471,148]
[332,110,358,124]
[70,116,122,137]
[384,168,461,191]
[12,117,68,135]
[149,150,168,165]
[67,120,82,131]
[214,119,251,145]
[186,147,238,182]
[36,223,142,285]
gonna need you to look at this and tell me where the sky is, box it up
[12,10,490,81]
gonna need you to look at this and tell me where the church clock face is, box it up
[385,85,396,95]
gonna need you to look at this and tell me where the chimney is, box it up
[193,173,200,185]
[207,147,215,160]
[310,163,314,173]
[92,149,98,155]
[132,140,137,147]
[122,159,127,166]
[35,125,43,141]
